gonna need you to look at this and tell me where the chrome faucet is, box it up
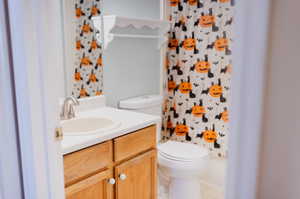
[60,96,80,120]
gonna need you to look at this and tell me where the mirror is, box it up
[60,0,161,108]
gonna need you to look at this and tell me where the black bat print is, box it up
[221,66,228,73]
[220,94,226,103]
[219,133,226,137]
[226,17,233,26]
[185,134,192,141]
[214,142,221,149]
[207,43,214,49]
[207,107,213,111]
[189,91,196,98]
[225,47,232,55]
[172,65,183,75]
[215,113,222,120]
[202,88,209,94]
[182,59,188,63]
[208,70,214,78]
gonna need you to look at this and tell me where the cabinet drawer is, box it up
[65,169,113,199]
[114,125,156,162]
[64,141,113,186]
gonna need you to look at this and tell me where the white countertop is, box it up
[61,106,160,155]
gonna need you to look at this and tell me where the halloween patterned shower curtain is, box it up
[162,0,234,157]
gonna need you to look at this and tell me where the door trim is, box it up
[0,1,23,198]
[227,0,271,199]
[6,0,66,198]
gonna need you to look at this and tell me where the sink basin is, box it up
[61,117,121,136]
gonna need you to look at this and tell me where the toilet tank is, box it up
[118,95,163,117]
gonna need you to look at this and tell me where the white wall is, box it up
[102,0,161,107]
[258,0,300,198]
[103,0,160,19]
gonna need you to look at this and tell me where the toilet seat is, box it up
[158,141,208,162]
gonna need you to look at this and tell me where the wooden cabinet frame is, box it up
[64,125,157,199]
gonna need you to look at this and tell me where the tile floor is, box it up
[158,179,224,199]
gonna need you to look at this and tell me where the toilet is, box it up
[119,95,209,199]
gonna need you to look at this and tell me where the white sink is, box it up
[61,117,121,136]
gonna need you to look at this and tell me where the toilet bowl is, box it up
[119,95,209,199]
[158,141,209,199]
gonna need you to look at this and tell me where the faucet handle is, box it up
[68,103,76,119]
[60,96,80,120]
[69,96,80,106]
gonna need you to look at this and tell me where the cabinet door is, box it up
[115,150,157,199]
[65,169,114,199]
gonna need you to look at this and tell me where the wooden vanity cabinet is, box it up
[115,150,157,199]
[65,169,114,199]
[63,125,157,199]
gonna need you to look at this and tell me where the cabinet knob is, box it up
[119,173,127,181]
[108,178,116,185]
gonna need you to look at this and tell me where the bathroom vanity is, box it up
[61,96,160,199]
[64,125,157,199]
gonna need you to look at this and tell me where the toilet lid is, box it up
[158,141,208,161]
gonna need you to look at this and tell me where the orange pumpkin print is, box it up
[168,33,178,49]
[87,70,98,85]
[219,0,230,3]
[167,116,173,129]
[215,32,229,51]
[89,37,100,52]
[80,53,92,67]
[221,109,229,122]
[179,81,192,94]
[209,84,223,98]
[185,99,208,122]
[79,86,89,98]
[168,75,176,92]
[202,79,226,102]
[95,90,102,96]
[90,5,100,17]
[76,40,84,50]
[80,20,93,36]
[178,77,196,98]
[202,129,218,143]
[169,0,179,7]
[195,55,211,73]
[200,15,215,28]
[187,0,198,6]
[192,105,206,117]
[209,79,223,97]
[197,125,218,143]
[215,38,228,51]
[191,55,213,78]
[169,38,179,50]
[182,37,196,51]
[175,121,189,136]
[74,69,82,81]
[75,5,85,18]
[216,108,229,122]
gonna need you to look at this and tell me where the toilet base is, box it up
[169,177,202,199]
